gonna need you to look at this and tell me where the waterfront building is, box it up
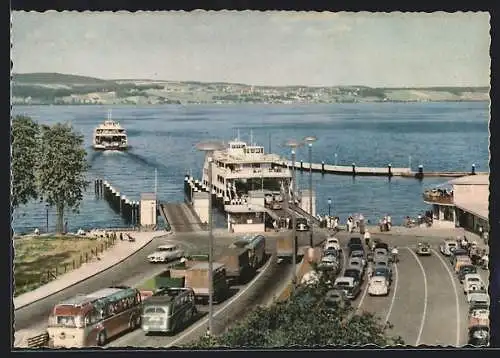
[423,174,489,236]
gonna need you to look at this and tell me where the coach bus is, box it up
[47,286,143,347]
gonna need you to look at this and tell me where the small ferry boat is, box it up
[93,110,128,151]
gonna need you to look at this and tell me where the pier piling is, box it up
[352,163,356,177]
[416,165,424,180]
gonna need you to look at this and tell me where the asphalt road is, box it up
[14,232,239,332]
[334,232,488,347]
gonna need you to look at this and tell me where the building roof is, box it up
[454,200,489,221]
[140,193,157,200]
[448,174,489,186]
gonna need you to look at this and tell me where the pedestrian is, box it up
[386,215,392,231]
[382,216,388,232]
[479,226,483,239]
[64,221,68,234]
[286,217,290,229]
[119,232,123,241]
[364,230,371,246]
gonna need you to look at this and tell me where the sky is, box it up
[11,11,491,87]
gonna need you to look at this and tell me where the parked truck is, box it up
[276,235,298,263]
[184,262,230,304]
[217,247,252,284]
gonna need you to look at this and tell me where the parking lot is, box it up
[335,232,489,346]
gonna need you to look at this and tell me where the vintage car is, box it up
[467,291,490,306]
[324,237,341,251]
[468,308,490,329]
[348,244,364,256]
[347,257,366,275]
[371,266,392,285]
[468,325,489,346]
[463,274,485,295]
[416,241,432,256]
[333,276,361,300]
[323,248,340,259]
[344,268,363,285]
[368,276,389,296]
[439,239,458,256]
[317,256,341,275]
[296,218,310,232]
[374,241,389,252]
[350,250,366,265]
[373,247,389,257]
[458,264,478,283]
[348,237,363,251]
[374,256,392,274]
[147,244,185,263]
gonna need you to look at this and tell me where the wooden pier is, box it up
[275,160,487,179]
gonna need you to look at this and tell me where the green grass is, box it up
[14,235,114,296]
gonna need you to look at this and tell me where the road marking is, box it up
[384,262,399,324]
[431,248,461,347]
[356,265,370,312]
[165,255,274,347]
[407,248,428,346]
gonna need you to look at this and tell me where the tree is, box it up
[187,272,404,348]
[11,115,40,208]
[36,123,89,233]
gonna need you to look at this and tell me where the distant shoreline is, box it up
[11,100,490,106]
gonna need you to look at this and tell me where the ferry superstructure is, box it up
[200,135,292,205]
[93,110,128,151]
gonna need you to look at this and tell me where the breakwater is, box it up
[94,179,140,226]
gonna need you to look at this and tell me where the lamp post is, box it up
[196,140,225,336]
[328,198,332,217]
[45,204,49,233]
[284,139,303,288]
[303,136,317,248]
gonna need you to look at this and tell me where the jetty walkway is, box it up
[275,160,487,178]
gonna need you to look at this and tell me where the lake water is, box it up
[11,102,489,234]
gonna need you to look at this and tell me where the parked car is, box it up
[348,237,362,251]
[368,276,389,296]
[344,267,363,284]
[373,247,388,257]
[347,257,365,275]
[349,244,364,256]
[318,256,341,275]
[463,274,485,295]
[371,266,392,285]
[374,242,389,252]
[468,325,489,346]
[416,241,432,256]
[324,237,341,251]
[458,265,478,283]
[147,244,184,263]
[323,248,340,259]
[467,291,490,305]
[374,257,392,276]
[454,256,473,274]
[440,239,458,256]
[333,276,361,300]
[296,218,310,232]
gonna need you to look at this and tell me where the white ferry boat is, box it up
[93,110,128,151]
[199,133,292,205]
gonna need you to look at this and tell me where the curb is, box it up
[14,231,171,311]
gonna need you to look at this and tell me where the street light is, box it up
[45,204,49,233]
[328,198,332,217]
[303,136,317,248]
[284,139,303,288]
[196,140,225,336]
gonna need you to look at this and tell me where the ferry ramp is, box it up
[159,203,202,233]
